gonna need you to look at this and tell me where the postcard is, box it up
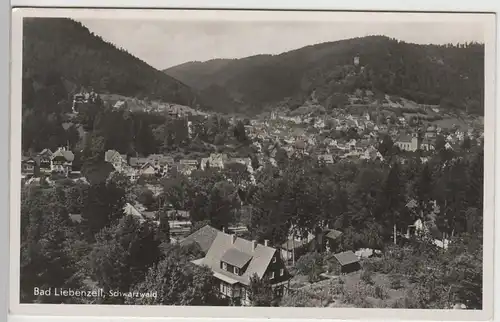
[9,7,496,320]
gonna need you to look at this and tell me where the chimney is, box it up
[264,240,269,247]
[252,240,257,251]
[231,234,237,244]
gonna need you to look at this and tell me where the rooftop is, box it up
[333,250,360,266]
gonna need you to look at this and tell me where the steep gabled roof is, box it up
[180,225,219,254]
[200,231,276,285]
[51,149,74,162]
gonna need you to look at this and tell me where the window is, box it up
[280,269,284,276]
[222,262,227,271]
[270,272,275,279]
[234,267,240,275]
[272,256,277,263]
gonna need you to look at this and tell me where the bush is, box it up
[374,285,388,300]
[390,274,403,290]
[361,269,374,285]
[295,252,324,283]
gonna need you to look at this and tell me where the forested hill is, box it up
[22,18,202,107]
[164,36,484,115]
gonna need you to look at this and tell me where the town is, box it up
[20,82,483,309]
[19,18,484,311]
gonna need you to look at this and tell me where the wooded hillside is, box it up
[165,36,484,115]
[22,18,202,107]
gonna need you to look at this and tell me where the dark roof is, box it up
[324,229,343,240]
[221,248,253,268]
[333,251,359,266]
[180,225,220,254]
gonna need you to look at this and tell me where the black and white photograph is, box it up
[9,8,496,320]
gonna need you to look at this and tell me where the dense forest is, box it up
[22,18,203,107]
[165,36,484,115]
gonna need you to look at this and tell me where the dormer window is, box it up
[234,267,240,275]
[222,262,227,271]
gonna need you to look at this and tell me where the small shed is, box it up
[332,251,361,274]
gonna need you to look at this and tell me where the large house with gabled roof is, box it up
[50,147,74,176]
[192,230,291,306]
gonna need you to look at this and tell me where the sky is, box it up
[79,18,485,70]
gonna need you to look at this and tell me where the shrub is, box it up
[295,252,324,283]
[390,274,403,290]
[374,285,389,300]
[361,269,374,285]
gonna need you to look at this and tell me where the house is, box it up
[420,138,435,151]
[69,213,83,224]
[425,126,437,139]
[104,150,128,172]
[123,203,146,223]
[50,147,74,176]
[179,159,198,173]
[305,228,344,254]
[317,154,334,165]
[395,133,420,152]
[193,231,291,305]
[180,225,220,254]
[21,156,37,175]
[123,166,139,182]
[200,154,229,171]
[139,162,157,177]
[361,146,384,161]
[330,251,361,274]
[37,149,53,173]
[129,157,150,169]
[280,238,310,262]
[225,158,253,173]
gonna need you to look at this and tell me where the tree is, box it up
[87,216,161,301]
[248,274,274,306]
[295,252,324,283]
[157,208,171,243]
[81,179,126,241]
[137,188,155,210]
[382,162,407,244]
[413,163,434,219]
[378,135,394,158]
[20,187,82,303]
[233,120,249,143]
[127,244,222,306]
[250,154,260,171]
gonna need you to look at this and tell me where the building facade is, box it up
[192,230,291,306]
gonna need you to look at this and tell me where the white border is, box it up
[8,6,497,322]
